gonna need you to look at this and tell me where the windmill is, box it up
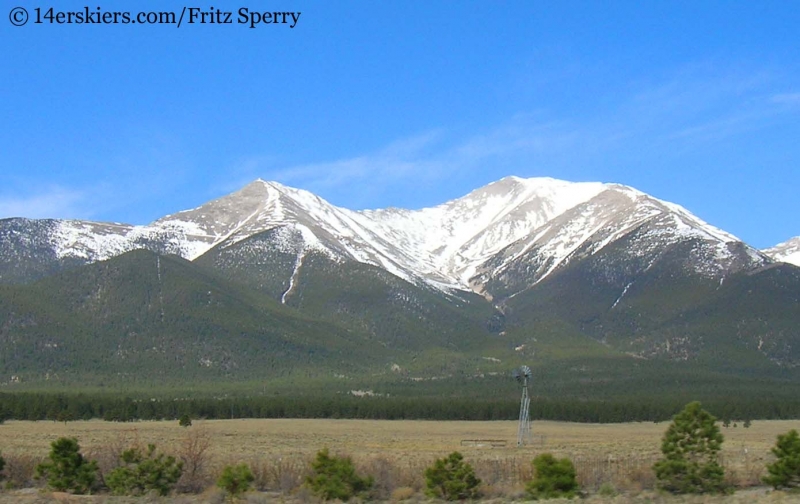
[513,365,532,447]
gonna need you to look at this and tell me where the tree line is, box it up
[3,392,800,423]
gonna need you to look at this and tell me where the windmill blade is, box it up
[512,368,522,383]
[521,365,532,379]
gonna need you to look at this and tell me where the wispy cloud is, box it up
[267,131,443,186]
[0,186,89,220]
[243,66,800,210]
[664,110,765,143]
[0,127,197,223]
[258,128,544,207]
[612,67,787,144]
[772,92,800,105]
[5,67,799,221]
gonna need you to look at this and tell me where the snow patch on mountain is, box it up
[52,221,131,260]
[267,223,334,258]
[763,237,800,267]
[52,219,214,262]
[361,177,609,286]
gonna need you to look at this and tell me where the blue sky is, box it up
[2,1,798,248]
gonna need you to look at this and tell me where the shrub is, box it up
[424,451,481,501]
[525,453,579,499]
[763,429,800,489]
[362,456,400,500]
[597,482,617,497]
[0,451,5,482]
[2,452,40,489]
[179,414,192,427]
[35,437,99,494]
[106,444,183,496]
[217,463,255,498]
[653,401,726,494]
[306,448,373,501]
[258,456,307,493]
[176,427,212,493]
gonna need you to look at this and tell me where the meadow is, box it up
[2,418,800,501]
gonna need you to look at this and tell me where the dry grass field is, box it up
[2,418,800,502]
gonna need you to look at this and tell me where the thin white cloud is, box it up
[0,128,197,223]
[5,67,798,222]
[0,186,88,220]
[772,92,800,105]
[665,111,760,142]
[256,130,458,206]
[248,66,800,210]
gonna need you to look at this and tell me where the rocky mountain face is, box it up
[1,176,799,391]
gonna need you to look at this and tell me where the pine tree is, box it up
[424,452,481,501]
[217,463,255,498]
[106,444,183,496]
[653,401,727,494]
[526,453,579,499]
[763,429,800,489]
[35,437,98,494]
[305,448,373,501]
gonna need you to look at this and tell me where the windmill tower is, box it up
[513,365,532,447]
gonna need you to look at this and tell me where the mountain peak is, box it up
[242,178,282,193]
[250,178,285,189]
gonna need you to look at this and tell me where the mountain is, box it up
[763,237,800,267]
[0,249,377,383]
[1,176,799,397]
[0,176,772,292]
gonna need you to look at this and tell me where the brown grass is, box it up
[1,418,798,501]
[0,452,43,489]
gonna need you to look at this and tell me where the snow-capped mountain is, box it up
[763,237,800,267]
[0,176,776,293]
[4,176,800,382]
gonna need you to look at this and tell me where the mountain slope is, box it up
[764,237,800,267]
[193,225,504,357]
[0,250,395,386]
[501,241,800,367]
[0,247,518,388]
[474,185,767,301]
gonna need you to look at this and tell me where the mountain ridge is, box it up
[1,176,785,295]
